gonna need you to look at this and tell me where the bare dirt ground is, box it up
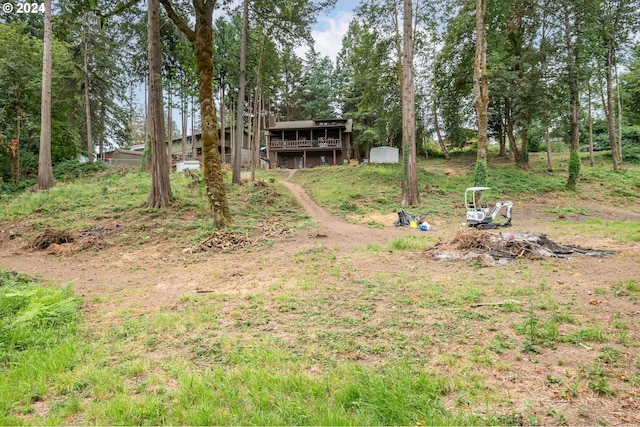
[1,177,639,425]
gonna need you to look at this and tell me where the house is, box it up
[169,128,249,164]
[266,118,353,169]
[103,148,143,167]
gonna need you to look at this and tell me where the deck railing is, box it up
[269,138,341,150]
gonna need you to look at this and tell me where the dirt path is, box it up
[279,179,414,248]
[0,178,417,312]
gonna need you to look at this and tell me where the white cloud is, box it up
[296,10,354,63]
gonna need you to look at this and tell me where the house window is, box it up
[320,156,328,165]
[278,156,288,168]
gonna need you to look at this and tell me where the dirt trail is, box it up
[0,178,416,311]
[279,179,414,248]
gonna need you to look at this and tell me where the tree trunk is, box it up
[37,0,55,191]
[545,126,553,170]
[233,0,248,183]
[498,106,506,157]
[401,0,419,207]
[147,0,172,208]
[167,83,173,171]
[565,7,582,191]
[433,106,449,160]
[191,95,197,159]
[247,92,254,180]
[220,83,225,163]
[504,98,521,164]
[83,16,93,163]
[519,117,530,169]
[616,66,623,161]
[605,46,620,170]
[195,0,231,224]
[181,91,187,161]
[473,0,489,183]
[160,0,231,226]
[588,87,594,167]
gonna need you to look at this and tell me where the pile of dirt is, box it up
[428,228,615,265]
[30,229,74,250]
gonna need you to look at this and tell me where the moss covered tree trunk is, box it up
[160,0,231,227]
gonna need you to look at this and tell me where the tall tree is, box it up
[562,0,586,191]
[233,0,248,185]
[301,47,336,119]
[401,0,419,206]
[36,0,55,190]
[160,0,232,227]
[473,0,488,186]
[597,0,639,170]
[147,0,172,208]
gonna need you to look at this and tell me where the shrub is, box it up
[53,159,108,181]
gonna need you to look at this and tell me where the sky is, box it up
[298,0,356,62]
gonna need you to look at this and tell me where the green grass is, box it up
[0,267,490,425]
[1,154,639,425]
[0,167,310,248]
[285,151,639,222]
[0,269,81,425]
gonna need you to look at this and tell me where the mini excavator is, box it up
[465,187,513,229]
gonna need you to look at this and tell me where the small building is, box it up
[369,146,399,164]
[105,148,143,167]
[266,118,353,169]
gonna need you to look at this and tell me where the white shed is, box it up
[369,146,399,164]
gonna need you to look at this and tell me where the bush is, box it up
[566,150,581,190]
[623,146,640,163]
[0,177,36,197]
[53,159,108,180]
[474,160,488,187]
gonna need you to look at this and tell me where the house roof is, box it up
[113,148,143,156]
[268,118,352,133]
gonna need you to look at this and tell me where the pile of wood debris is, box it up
[184,221,292,253]
[184,231,252,253]
[29,225,123,253]
[30,229,74,250]
[427,228,615,265]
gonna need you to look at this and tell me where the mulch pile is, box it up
[427,228,615,265]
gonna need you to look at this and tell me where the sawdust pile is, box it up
[428,229,615,265]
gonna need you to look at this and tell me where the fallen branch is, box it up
[471,299,522,307]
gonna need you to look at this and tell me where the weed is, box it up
[588,377,615,396]
[388,235,432,251]
[596,346,623,366]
